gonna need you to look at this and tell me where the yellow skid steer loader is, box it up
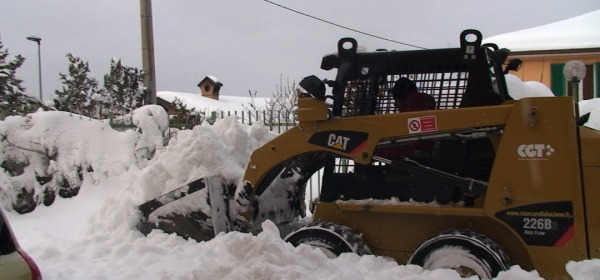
[138,30,600,279]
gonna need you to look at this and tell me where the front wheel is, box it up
[284,222,371,258]
[408,229,510,279]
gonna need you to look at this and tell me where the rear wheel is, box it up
[408,229,510,279]
[284,222,371,258]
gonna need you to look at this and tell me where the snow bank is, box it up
[505,74,554,100]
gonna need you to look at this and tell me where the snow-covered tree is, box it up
[0,38,41,118]
[53,53,100,117]
[103,58,147,117]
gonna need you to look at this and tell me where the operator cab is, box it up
[301,29,512,117]
[302,29,512,206]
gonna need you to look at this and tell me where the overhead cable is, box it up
[263,0,427,50]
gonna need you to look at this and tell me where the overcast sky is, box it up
[2,0,600,101]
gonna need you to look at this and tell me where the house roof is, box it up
[483,9,600,52]
[157,91,269,113]
[197,75,222,87]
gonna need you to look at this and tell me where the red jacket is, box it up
[398,91,436,112]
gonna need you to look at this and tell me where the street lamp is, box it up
[563,60,586,103]
[563,60,587,119]
[26,35,43,101]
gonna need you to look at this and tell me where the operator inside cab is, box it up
[373,78,437,161]
[392,77,436,112]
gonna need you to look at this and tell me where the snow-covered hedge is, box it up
[0,105,169,213]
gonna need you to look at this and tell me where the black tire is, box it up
[408,229,510,279]
[284,222,371,258]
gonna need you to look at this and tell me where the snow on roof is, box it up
[207,75,219,83]
[484,9,600,52]
[158,91,269,113]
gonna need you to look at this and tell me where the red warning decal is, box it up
[408,116,437,134]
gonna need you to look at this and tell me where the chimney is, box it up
[197,76,223,100]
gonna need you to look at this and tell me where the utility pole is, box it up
[26,36,43,101]
[140,0,157,104]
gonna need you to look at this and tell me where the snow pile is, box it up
[566,259,600,280]
[132,116,274,201]
[578,98,600,130]
[505,74,554,100]
[113,115,276,230]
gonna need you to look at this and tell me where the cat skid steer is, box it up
[138,30,600,279]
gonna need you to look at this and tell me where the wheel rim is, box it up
[302,240,338,258]
[423,246,491,278]
[284,222,372,258]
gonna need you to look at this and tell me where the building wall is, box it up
[506,50,600,100]
[199,81,219,100]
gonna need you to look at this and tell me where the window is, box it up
[551,63,566,96]
[552,62,599,100]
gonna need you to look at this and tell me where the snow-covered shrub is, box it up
[0,105,170,213]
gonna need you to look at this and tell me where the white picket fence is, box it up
[205,109,296,133]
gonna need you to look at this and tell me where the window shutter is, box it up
[551,63,565,96]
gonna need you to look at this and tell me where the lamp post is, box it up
[563,60,587,119]
[26,36,43,101]
[563,60,586,104]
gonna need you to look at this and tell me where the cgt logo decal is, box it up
[517,144,555,159]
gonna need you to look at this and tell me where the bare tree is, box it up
[244,75,298,129]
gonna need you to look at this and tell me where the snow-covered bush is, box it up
[0,105,169,213]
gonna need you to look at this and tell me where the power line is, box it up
[263,0,427,50]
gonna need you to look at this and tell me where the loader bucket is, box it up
[137,176,237,241]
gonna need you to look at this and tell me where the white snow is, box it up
[207,75,219,83]
[158,91,270,114]
[2,76,600,279]
[483,9,600,52]
[504,74,555,100]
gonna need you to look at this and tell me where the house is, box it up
[156,75,233,115]
[484,9,600,100]
[156,75,270,120]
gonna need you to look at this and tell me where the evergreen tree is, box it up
[170,97,203,129]
[103,58,147,117]
[0,38,41,118]
[53,53,100,117]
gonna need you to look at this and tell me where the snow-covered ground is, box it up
[2,76,600,279]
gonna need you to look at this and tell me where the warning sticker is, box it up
[407,116,437,134]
